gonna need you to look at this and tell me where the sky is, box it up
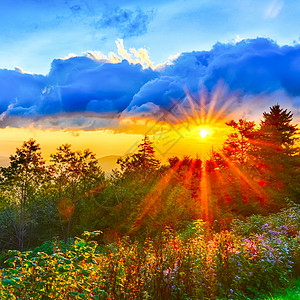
[0,0,300,167]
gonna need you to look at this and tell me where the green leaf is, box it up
[81,270,90,277]
[69,291,79,297]
[1,279,15,286]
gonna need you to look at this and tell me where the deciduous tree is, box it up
[49,144,105,239]
[223,119,257,164]
[0,139,46,250]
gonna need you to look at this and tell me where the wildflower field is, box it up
[1,203,299,300]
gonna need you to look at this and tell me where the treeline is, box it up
[0,143,105,251]
[0,104,299,252]
[205,104,300,219]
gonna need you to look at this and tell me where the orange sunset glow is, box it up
[0,86,237,171]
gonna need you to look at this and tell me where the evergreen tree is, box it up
[260,104,298,155]
[117,135,160,179]
[138,135,160,171]
[256,105,300,204]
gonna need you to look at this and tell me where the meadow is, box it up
[1,204,299,299]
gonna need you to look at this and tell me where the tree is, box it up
[117,136,160,179]
[205,150,228,172]
[167,155,202,205]
[259,104,298,155]
[0,139,46,250]
[223,119,257,164]
[256,105,300,203]
[49,144,105,239]
[138,136,160,170]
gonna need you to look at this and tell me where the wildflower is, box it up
[269,230,280,236]
[282,225,289,231]
[163,269,170,276]
[235,276,241,280]
[262,223,270,230]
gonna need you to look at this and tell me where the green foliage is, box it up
[260,104,298,155]
[253,105,300,203]
[0,213,299,299]
[117,135,160,179]
[231,199,300,236]
[0,105,299,300]
[49,144,105,240]
[231,200,300,277]
[0,141,105,251]
[259,278,300,300]
[0,139,47,251]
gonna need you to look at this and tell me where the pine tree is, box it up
[260,104,298,155]
[138,135,160,171]
[256,105,300,204]
[117,135,160,179]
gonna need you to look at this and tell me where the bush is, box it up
[0,217,298,299]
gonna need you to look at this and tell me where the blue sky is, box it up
[1,0,299,74]
[0,0,300,131]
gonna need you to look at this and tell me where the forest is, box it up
[0,104,299,299]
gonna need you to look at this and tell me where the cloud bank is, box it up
[1,38,300,130]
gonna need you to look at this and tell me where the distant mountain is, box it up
[0,156,9,167]
[0,154,127,174]
[0,153,170,172]
[98,155,121,174]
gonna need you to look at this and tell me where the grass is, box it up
[259,279,300,300]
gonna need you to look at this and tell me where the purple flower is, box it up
[282,225,289,231]
[269,230,280,236]
[262,223,270,230]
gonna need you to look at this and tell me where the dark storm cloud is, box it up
[0,57,157,128]
[126,76,186,112]
[0,69,46,116]
[1,38,300,129]
[201,38,300,96]
[163,38,300,96]
[47,58,156,114]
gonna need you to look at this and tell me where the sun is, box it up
[199,129,208,138]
